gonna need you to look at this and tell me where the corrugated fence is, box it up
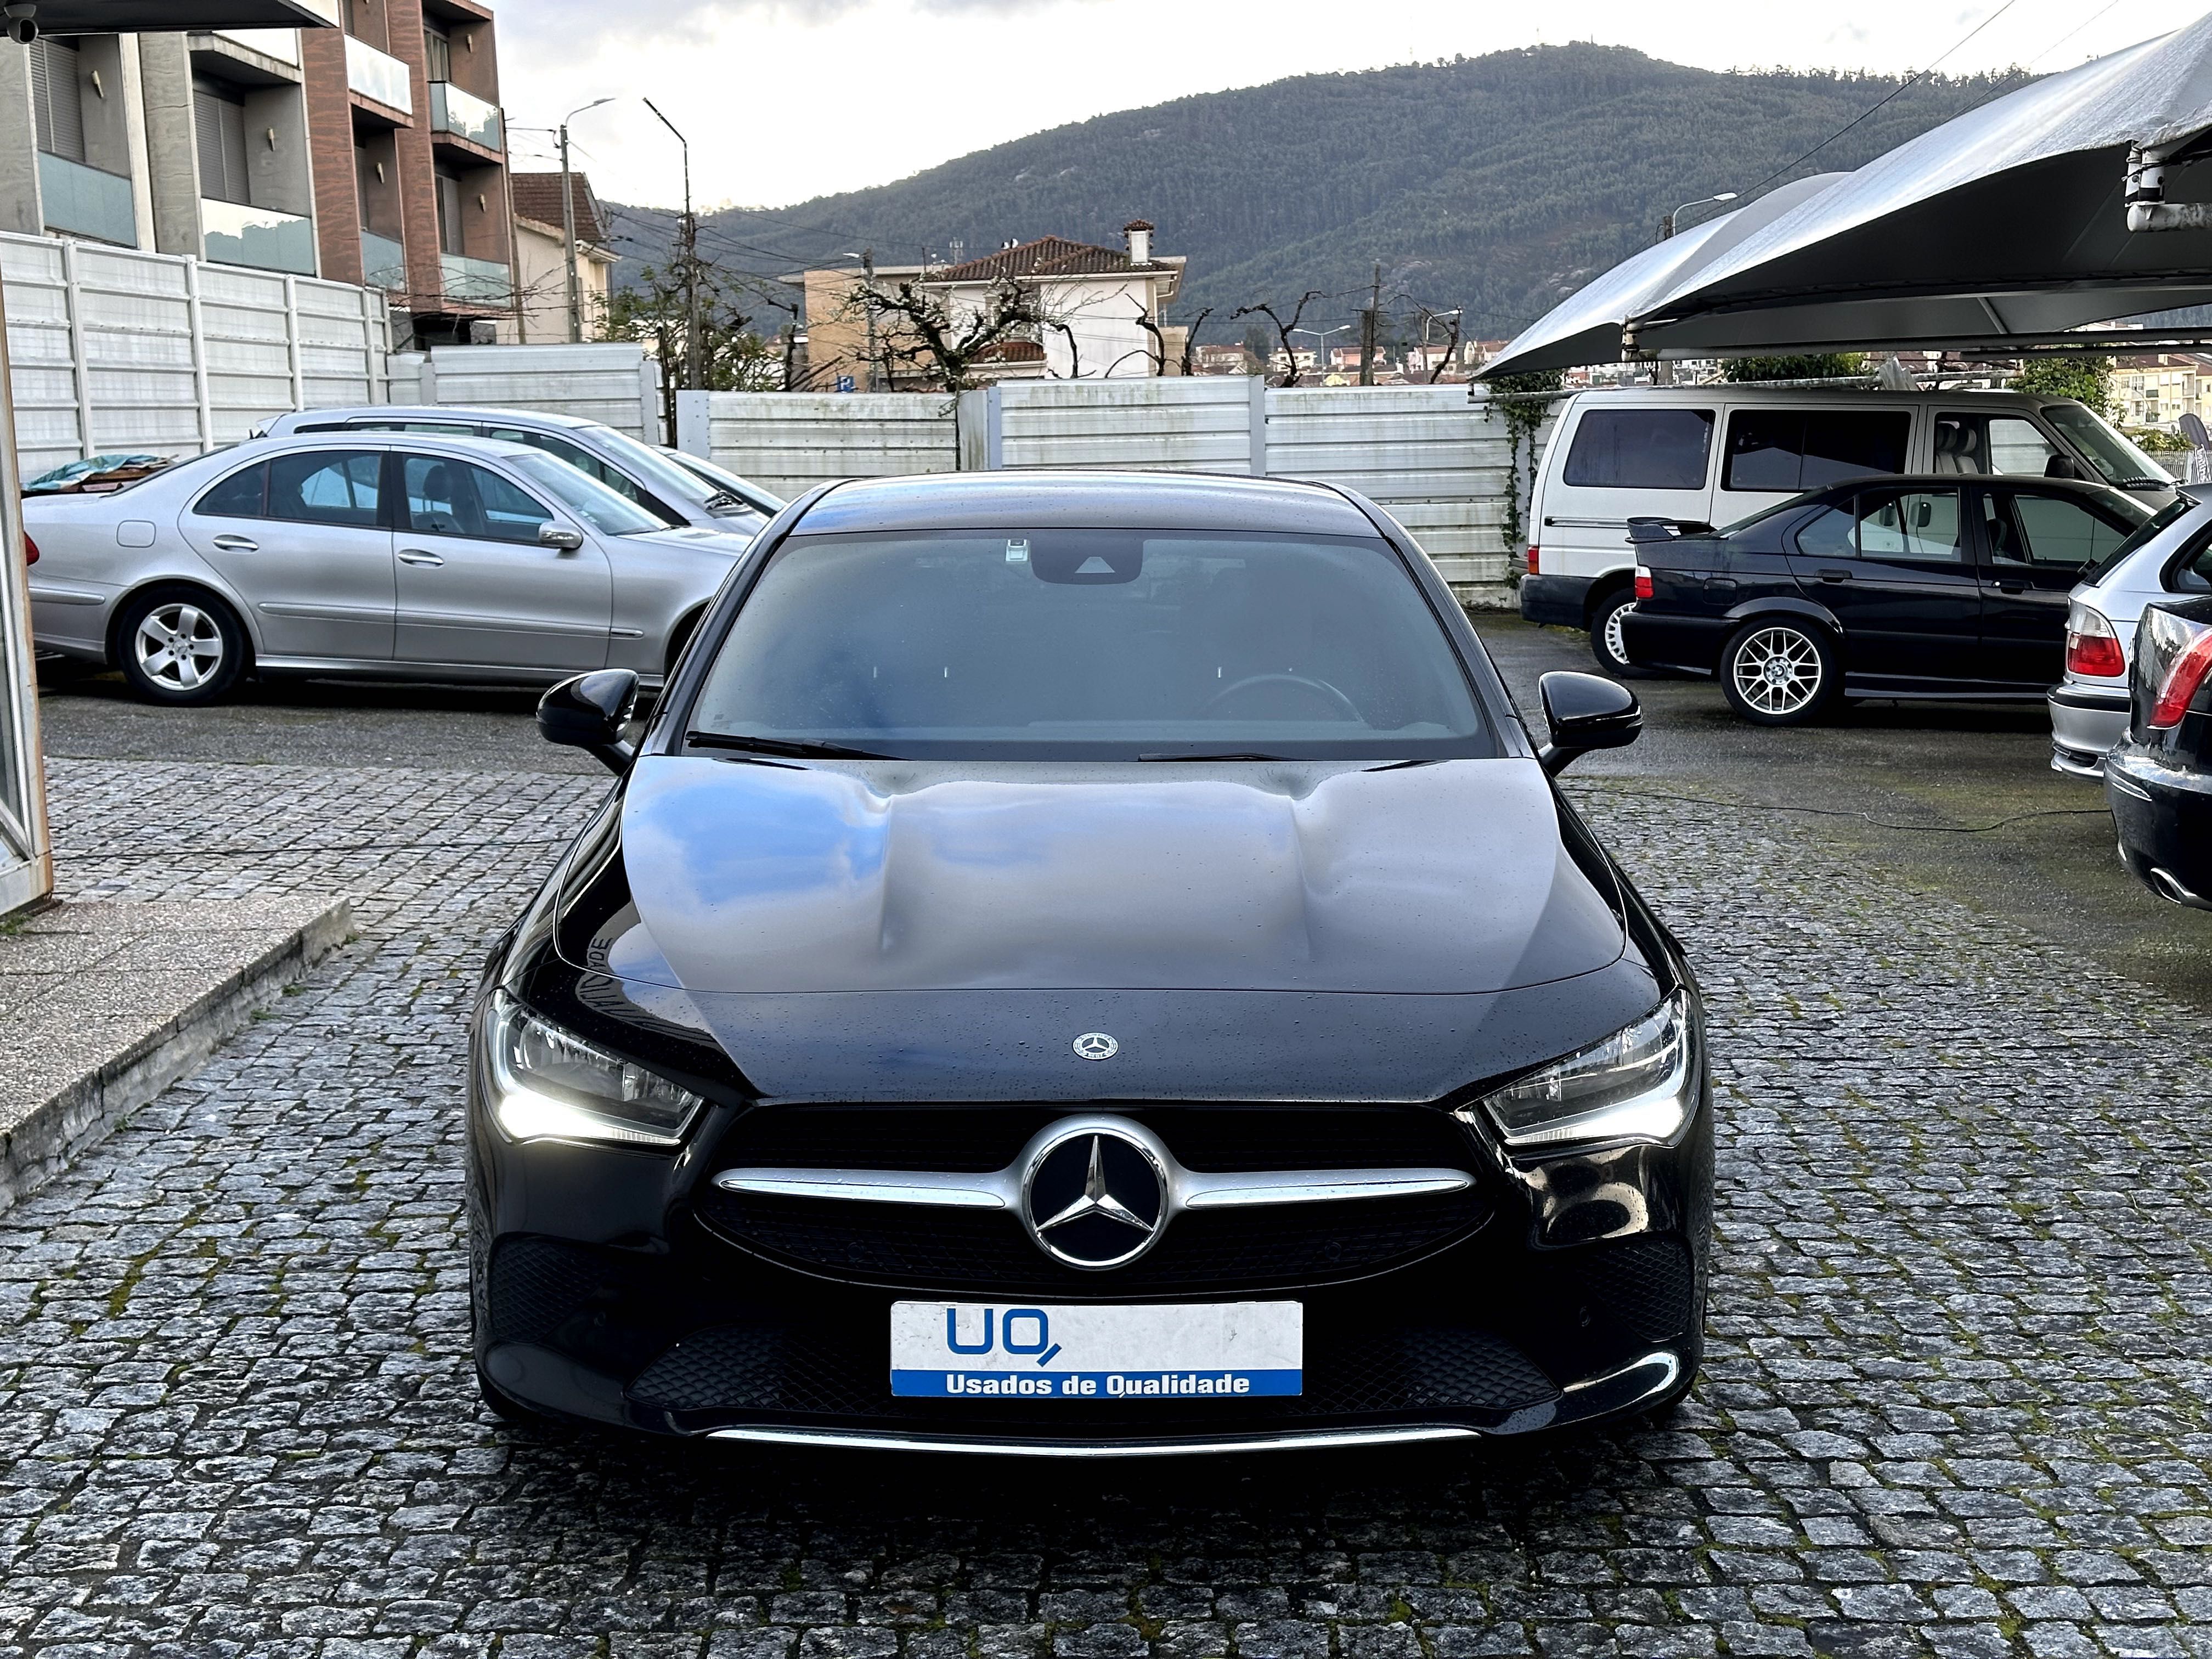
[678,379,1520,602]
[2,230,667,477]
[3,232,389,477]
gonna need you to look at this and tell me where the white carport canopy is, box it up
[1482,13,2212,376]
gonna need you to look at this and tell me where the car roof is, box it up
[245,431,545,461]
[792,470,1381,537]
[1559,386,2070,406]
[1797,473,2143,502]
[278,405,596,431]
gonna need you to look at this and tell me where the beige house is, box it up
[506,171,617,343]
[798,222,1184,389]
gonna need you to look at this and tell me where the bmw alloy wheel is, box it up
[1730,626,1824,717]
[133,600,227,693]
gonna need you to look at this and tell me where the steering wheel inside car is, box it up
[1203,673,1362,723]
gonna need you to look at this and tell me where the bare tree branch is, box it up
[1233,292,1327,388]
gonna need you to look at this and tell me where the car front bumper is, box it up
[468,1057,1713,1453]
[2049,682,2131,778]
[2106,747,2212,909]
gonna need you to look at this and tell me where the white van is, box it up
[1521,387,2177,672]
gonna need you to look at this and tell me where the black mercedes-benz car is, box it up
[2107,595,2212,910]
[470,470,1711,1455]
[1617,475,2151,723]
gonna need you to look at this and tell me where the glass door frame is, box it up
[0,271,55,919]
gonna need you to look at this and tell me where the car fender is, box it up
[1722,593,1843,638]
[105,558,271,665]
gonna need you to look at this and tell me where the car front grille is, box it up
[694,1103,1489,1293]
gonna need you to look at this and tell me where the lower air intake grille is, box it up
[627,1319,1558,1423]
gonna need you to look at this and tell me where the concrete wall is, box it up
[135,34,201,258]
[0,44,37,238]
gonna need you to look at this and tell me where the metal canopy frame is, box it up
[23,0,337,31]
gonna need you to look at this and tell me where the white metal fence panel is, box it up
[391,343,663,441]
[969,378,1264,473]
[680,390,957,501]
[1267,385,1513,593]
[672,381,1533,602]
[2,230,390,478]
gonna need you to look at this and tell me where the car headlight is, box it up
[484,990,704,1148]
[1466,990,1697,1153]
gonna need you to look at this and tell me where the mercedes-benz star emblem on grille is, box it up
[1072,1032,1119,1060]
[1022,1124,1166,1269]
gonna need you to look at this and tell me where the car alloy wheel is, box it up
[134,601,227,692]
[115,588,247,704]
[1588,590,1645,678]
[1724,623,1831,724]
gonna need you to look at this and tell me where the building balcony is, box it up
[345,34,412,115]
[441,250,511,306]
[205,26,300,64]
[429,81,501,151]
[38,151,137,246]
[361,228,407,291]
[202,198,317,275]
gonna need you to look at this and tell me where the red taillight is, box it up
[1633,566,1654,601]
[2149,627,2212,727]
[1526,545,1539,575]
[20,534,36,567]
[2065,630,2126,678]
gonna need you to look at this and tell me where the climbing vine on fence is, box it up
[1488,371,1565,578]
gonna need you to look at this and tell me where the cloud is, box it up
[500,0,1082,47]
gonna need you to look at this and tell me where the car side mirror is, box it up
[2044,455,2085,482]
[538,669,639,774]
[1536,670,1641,776]
[539,522,585,552]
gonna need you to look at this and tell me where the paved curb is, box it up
[0,895,354,1215]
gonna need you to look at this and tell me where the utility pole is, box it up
[559,98,615,344]
[645,99,701,394]
[862,248,877,392]
[1359,262,1380,386]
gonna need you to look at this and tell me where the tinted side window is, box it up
[1794,504,1858,560]
[195,461,266,517]
[402,455,552,543]
[1800,412,1909,487]
[2165,532,2212,593]
[1725,410,1908,491]
[1560,409,1713,490]
[266,450,382,528]
[1997,493,2132,568]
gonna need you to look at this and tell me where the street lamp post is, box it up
[1659,191,1739,241]
[841,250,878,392]
[642,98,701,394]
[1290,323,1355,381]
[559,97,616,343]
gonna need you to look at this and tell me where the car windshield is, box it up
[510,454,664,536]
[687,529,1495,759]
[588,425,760,517]
[2083,494,2201,585]
[2042,404,2171,489]
[664,449,783,515]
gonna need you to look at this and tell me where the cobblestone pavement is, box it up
[2,752,2209,1659]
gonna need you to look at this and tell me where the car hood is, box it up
[628,524,753,555]
[590,755,1625,998]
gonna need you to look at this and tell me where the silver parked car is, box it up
[252,405,783,537]
[24,434,763,704]
[2049,492,2212,775]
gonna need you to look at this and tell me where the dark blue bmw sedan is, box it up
[468,470,1711,1455]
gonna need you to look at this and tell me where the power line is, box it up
[1741,0,2025,199]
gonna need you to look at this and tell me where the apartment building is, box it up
[0,13,334,273]
[301,0,515,345]
[0,0,516,346]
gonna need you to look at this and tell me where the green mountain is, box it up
[608,44,2028,351]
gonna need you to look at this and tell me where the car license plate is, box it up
[890,1300,1302,1398]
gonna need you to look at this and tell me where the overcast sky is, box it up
[494,0,2208,210]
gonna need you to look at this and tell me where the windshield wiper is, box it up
[686,731,895,759]
[2118,476,2172,489]
[1136,751,1290,761]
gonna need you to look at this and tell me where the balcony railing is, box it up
[345,35,412,114]
[361,228,407,291]
[201,198,317,275]
[38,152,137,246]
[441,251,511,305]
[429,82,502,151]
